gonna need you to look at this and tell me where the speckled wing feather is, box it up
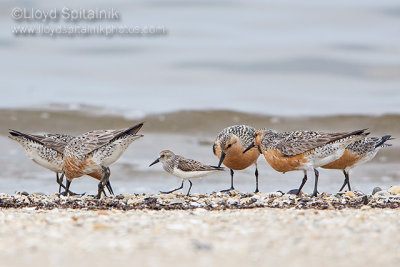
[67,130,121,156]
[177,156,222,172]
[68,123,144,156]
[347,136,392,155]
[31,134,74,154]
[276,130,365,157]
[9,130,73,154]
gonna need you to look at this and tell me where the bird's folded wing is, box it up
[177,157,216,172]
[276,131,355,157]
[78,123,144,156]
[31,134,74,154]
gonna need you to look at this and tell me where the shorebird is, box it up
[213,125,260,192]
[63,122,144,198]
[8,130,114,195]
[243,128,369,197]
[149,150,224,196]
[322,135,393,192]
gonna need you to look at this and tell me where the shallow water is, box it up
[1,110,399,195]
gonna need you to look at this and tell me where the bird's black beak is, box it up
[149,158,160,167]
[217,151,226,168]
[243,142,255,154]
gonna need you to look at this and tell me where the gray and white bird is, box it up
[149,150,224,196]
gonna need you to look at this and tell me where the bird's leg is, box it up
[56,173,61,187]
[221,169,235,192]
[58,176,79,196]
[97,166,110,199]
[160,181,184,194]
[295,171,308,196]
[254,167,259,193]
[344,170,351,191]
[64,179,71,196]
[311,169,319,197]
[106,181,114,196]
[186,180,193,196]
[105,167,114,195]
[339,170,348,192]
[57,173,63,193]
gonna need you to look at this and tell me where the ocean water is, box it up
[0,0,399,117]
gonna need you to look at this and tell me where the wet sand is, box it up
[1,207,399,267]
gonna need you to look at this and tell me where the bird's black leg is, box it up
[97,166,110,199]
[221,169,235,192]
[344,170,351,191]
[57,174,80,196]
[57,173,63,193]
[339,170,347,192]
[295,171,308,196]
[254,167,259,193]
[106,181,114,195]
[161,180,184,194]
[103,167,114,195]
[64,179,71,196]
[311,169,319,197]
[186,180,193,196]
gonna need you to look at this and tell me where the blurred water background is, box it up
[0,0,399,195]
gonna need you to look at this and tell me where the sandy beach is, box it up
[1,190,400,267]
[1,207,399,267]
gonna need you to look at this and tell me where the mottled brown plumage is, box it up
[245,128,369,196]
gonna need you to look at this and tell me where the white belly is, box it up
[24,147,62,173]
[92,136,142,167]
[310,140,350,168]
[172,168,217,180]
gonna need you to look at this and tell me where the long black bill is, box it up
[217,151,226,168]
[149,158,160,167]
[243,142,255,154]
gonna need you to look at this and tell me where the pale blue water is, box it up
[0,0,399,117]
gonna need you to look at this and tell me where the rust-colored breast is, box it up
[263,149,307,173]
[216,145,259,170]
[88,168,103,180]
[64,155,96,180]
[322,149,362,170]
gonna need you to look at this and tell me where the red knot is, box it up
[213,125,261,193]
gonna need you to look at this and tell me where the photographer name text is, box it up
[12,7,120,22]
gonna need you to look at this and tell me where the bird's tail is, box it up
[8,129,43,145]
[375,135,393,148]
[110,122,144,142]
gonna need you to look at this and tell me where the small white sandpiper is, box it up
[149,150,224,196]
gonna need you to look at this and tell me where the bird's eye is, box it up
[227,144,232,148]
[160,155,164,158]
